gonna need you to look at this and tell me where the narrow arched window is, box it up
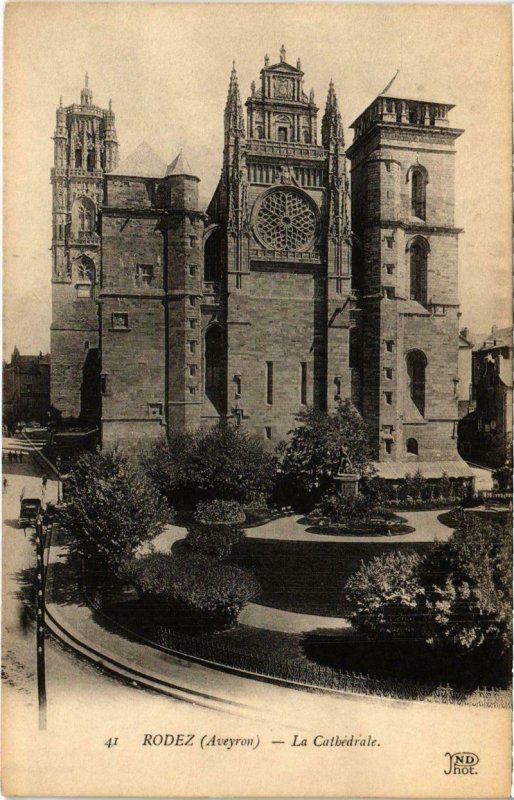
[205,325,224,416]
[406,438,419,455]
[75,147,82,168]
[303,130,311,144]
[406,350,428,417]
[349,328,360,370]
[409,237,428,305]
[411,169,427,220]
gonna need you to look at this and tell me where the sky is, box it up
[3,3,512,358]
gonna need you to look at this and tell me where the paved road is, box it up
[2,441,227,729]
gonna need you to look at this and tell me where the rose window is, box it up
[254,189,317,251]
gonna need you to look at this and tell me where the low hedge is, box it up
[128,551,259,631]
[185,523,244,560]
[194,499,246,525]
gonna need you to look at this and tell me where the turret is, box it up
[80,73,93,106]
[322,80,344,148]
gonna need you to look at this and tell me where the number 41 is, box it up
[104,737,119,748]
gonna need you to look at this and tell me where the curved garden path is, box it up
[147,509,455,634]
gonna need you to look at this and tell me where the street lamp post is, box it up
[35,512,47,730]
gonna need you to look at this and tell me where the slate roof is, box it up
[109,142,166,178]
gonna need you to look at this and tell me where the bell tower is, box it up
[347,79,464,465]
[50,76,118,423]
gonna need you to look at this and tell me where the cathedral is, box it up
[50,50,472,477]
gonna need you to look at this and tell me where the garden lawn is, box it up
[101,597,510,692]
[231,538,433,617]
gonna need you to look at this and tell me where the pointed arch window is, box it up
[408,236,429,306]
[410,166,428,220]
[406,350,428,417]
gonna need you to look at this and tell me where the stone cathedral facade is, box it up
[51,53,469,475]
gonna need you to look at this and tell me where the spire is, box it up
[108,98,112,112]
[380,69,400,97]
[297,58,302,71]
[322,79,344,147]
[264,53,269,67]
[280,44,286,63]
[224,61,245,139]
[59,95,63,109]
[81,73,93,106]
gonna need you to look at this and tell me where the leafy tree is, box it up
[494,458,512,491]
[143,425,277,509]
[345,512,512,655]
[423,514,512,653]
[401,470,427,502]
[61,449,169,572]
[344,550,426,638]
[277,400,374,510]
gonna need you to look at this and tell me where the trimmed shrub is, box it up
[314,491,376,524]
[243,492,269,510]
[194,499,246,525]
[185,523,244,560]
[129,552,259,629]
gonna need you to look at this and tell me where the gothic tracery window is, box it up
[254,189,317,251]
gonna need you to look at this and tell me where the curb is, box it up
[43,544,291,721]
[44,601,265,718]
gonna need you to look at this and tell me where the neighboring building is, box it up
[50,54,474,478]
[460,325,512,467]
[50,75,118,426]
[458,327,474,418]
[3,348,51,427]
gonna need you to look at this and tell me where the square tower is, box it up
[347,81,464,467]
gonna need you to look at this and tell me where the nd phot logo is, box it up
[444,752,479,775]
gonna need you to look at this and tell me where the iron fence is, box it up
[156,625,510,709]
